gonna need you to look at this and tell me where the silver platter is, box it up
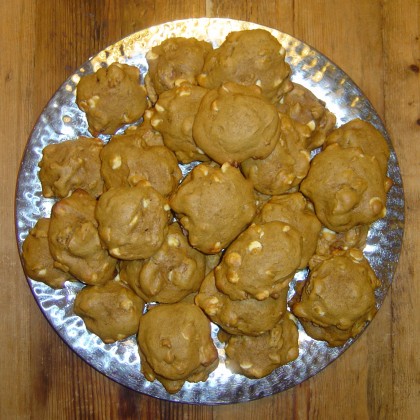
[15,18,404,404]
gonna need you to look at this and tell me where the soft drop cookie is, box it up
[277,83,336,150]
[324,119,391,178]
[291,249,380,346]
[76,62,148,135]
[150,84,210,163]
[195,270,288,336]
[300,144,388,232]
[74,280,144,343]
[48,189,117,285]
[119,223,206,303]
[225,313,299,378]
[193,83,281,165]
[241,114,311,195]
[95,183,171,260]
[144,37,213,103]
[254,193,322,269]
[100,131,182,197]
[198,29,292,103]
[137,302,218,394]
[38,137,104,198]
[169,162,256,254]
[22,218,75,289]
[215,221,302,301]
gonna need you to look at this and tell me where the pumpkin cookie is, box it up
[193,82,281,165]
[119,223,206,303]
[254,193,322,269]
[48,189,117,285]
[324,119,391,179]
[95,183,171,260]
[300,143,388,232]
[38,137,104,198]
[291,249,380,346]
[241,114,311,195]
[22,218,75,289]
[137,302,218,394]
[144,37,212,103]
[225,313,299,378]
[100,131,182,197]
[169,162,256,254]
[195,270,288,336]
[150,84,210,163]
[74,280,144,344]
[277,83,336,150]
[215,221,302,301]
[198,29,292,102]
[76,62,148,135]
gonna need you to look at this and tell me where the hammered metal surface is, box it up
[15,18,404,404]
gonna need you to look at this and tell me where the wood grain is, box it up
[1,0,419,418]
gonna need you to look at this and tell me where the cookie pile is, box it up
[22,29,393,393]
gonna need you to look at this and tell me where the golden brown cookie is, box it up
[324,119,390,176]
[119,223,206,303]
[277,83,336,150]
[291,249,380,346]
[254,193,322,269]
[48,189,117,285]
[76,62,148,135]
[137,302,218,394]
[150,84,210,163]
[74,280,144,344]
[241,114,311,195]
[198,29,292,103]
[169,162,257,254]
[38,137,104,198]
[95,183,171,260]
[192,82,281,165]
[225,313,299,378]
[100,131,182,197]
[300,143,388,232]
[195,270,288,336]
[215,221,302,301]
[144,37,213,103]
[22,218,75,289]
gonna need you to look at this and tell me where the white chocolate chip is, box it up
[146,50,159,60]
[151,118,162,127]
[111,248,121,257]
[255,79,262,87]
[167,235,181,247]
[239,362,253,370]
[306,120,316,131]
[38,269,47,276]
[248,240,262,252]
[111,155,122,170]
[282,225,291,232]
[221,162,230,173]
[88,95,100,108]
[255,290,269,300]
[163,203,171,211]
[155,103,165,113]
[142,198,150,208]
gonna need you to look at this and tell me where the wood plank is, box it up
[383,1,420,419]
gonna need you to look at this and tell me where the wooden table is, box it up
[1,1,419,418]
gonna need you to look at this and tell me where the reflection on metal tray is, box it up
[15,18,404,404]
